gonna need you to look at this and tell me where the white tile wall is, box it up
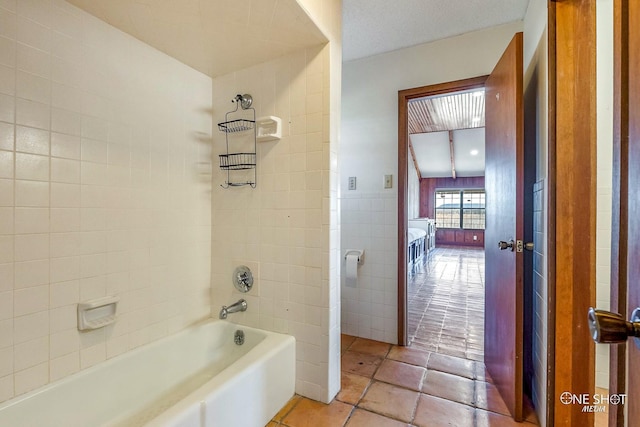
[340,192,397,344]
[0,1,212,403]
[210,41,340,403]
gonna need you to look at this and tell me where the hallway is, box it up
[408,246,485,361]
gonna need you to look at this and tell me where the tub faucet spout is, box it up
[219,299,247,319]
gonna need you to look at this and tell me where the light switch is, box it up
[348,176,357,190]
[384,174,393,189]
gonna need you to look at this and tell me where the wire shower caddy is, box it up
[217,94,257,188]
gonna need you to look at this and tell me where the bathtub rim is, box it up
[0,318,293,414]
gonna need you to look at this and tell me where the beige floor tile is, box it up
[336,372,371,405]
[282,398,353,427]
[374,359,426,391]
[342,350,384,378]
[345,408,409,427]
[427,352,476,379]
[386,346,430,367]
[341,334,357,355]
[358,381,419,423]
[349,338,392,358]
[413,394,474,427]
[422,369,475,406]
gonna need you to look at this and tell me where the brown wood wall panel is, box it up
[435,229,484,246]
[419,176,485,218]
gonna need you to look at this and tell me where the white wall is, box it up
[0,0,212,403]
[595,0,614,390]
[340,22,523,345]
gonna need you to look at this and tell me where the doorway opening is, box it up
[398,61,537,422]
[398,76,487,348]
[402,84,488,362]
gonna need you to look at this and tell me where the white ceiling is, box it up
[65,1,532,75]
[411,128,485,178]
[342,0,530,61]
[66,0,327,77]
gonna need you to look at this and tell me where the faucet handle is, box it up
[233,266,253,293]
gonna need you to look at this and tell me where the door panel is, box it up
[484,32,524,422]
[600,1,640,425]
[609,1,629,425]
[625,0,640,421]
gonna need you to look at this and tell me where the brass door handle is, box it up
[588,307,640,345]
[498,240,514,251]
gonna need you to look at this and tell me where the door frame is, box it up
[548,0,597,425]
[609,0,631,425]
[397,75,487,345]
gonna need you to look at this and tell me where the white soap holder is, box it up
[256,116,282,142]
[77,296,119,331]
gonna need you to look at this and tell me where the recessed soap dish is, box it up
[256,116,282,142]
[77,296,119,331]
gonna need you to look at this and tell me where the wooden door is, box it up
[609,1,640,424]
[625,1,640,421]
[484,32,524,422]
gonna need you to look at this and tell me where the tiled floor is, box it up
[408,246,485,361]
[268,246,539,426]
[268,335,539,427]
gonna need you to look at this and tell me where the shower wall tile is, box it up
[13,362,47,396]
[0,1,212,404]
[211,42,340,403]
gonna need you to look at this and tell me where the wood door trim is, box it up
[609,1,629,425]
[397,75,487,345]
[549,0,597,425]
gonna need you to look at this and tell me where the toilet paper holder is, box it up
[344,249,365,264]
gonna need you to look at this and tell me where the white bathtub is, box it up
[0,320,295,427]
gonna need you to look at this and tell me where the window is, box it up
[435,189,485,229]
[434,190,461,228]
[462,190,485,229]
